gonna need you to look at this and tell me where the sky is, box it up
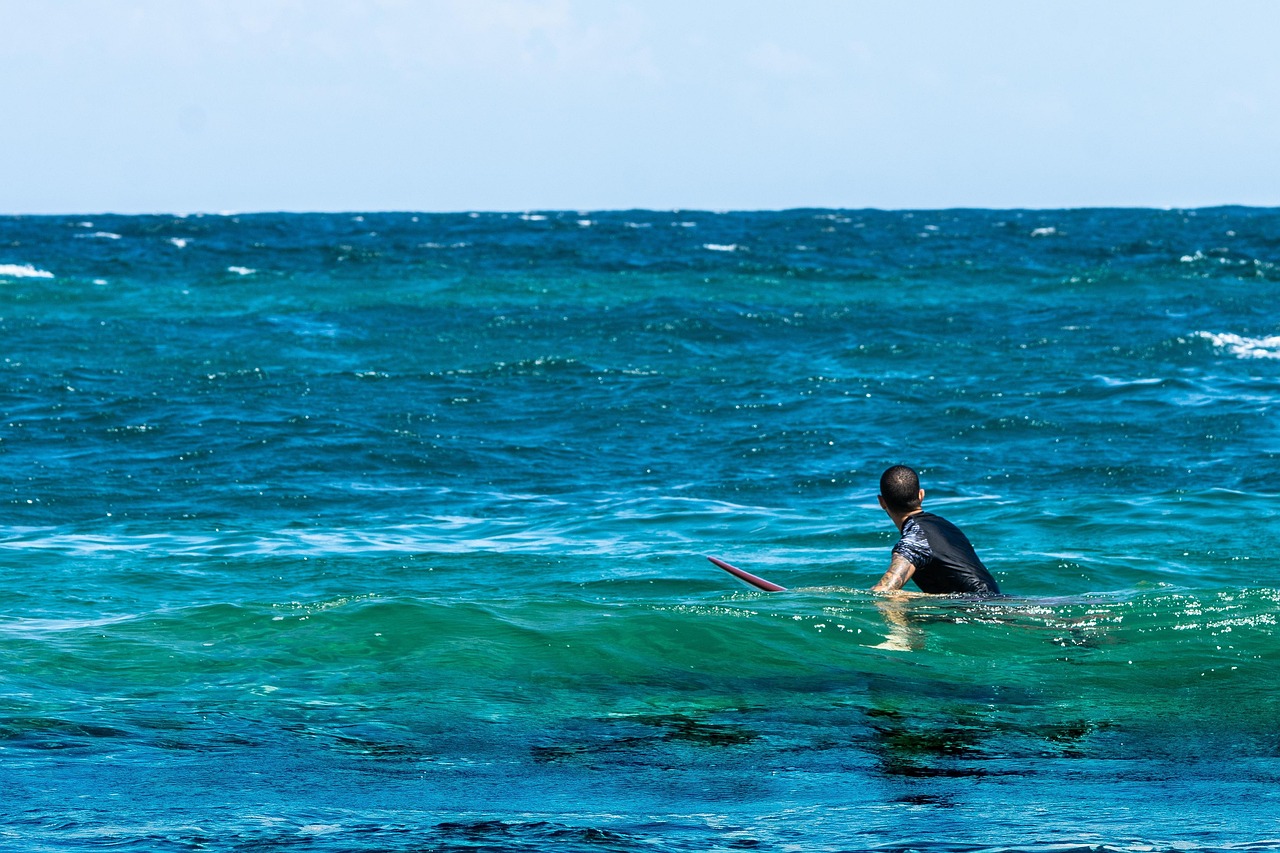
[2,0,1278,214]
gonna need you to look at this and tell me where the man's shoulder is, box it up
[914,511,982,554]
[914,511,958,530]
[912,512,976,544]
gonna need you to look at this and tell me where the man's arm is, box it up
[871,554,917,593]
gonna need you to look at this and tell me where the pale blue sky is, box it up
[3,0,1278,213]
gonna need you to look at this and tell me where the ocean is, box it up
[1,208,1277,851]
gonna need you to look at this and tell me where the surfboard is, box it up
[707,556,787,592]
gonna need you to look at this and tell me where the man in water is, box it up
[871,465,1001,596]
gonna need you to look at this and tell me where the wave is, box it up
[3,580,1274,689]
[2,560,1277,848]
[1196,330,1280,359]
[0,263,54,279]
[4,812,1280,853]
[0,512,770,559]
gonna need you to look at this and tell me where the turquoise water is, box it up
[1,209,1278,850]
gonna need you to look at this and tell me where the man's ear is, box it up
[918,489,925,503]
[877,495,887,511]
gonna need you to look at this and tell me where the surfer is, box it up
[871,465,1000,596]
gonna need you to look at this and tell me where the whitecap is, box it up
[0,613,139,635]
[0,263,54,279]
[1196,331,1280,360]
[74,231,121,240]
[169,237,189,248]
[703,243,740,252]
[227,266,256,276]
[1094,375,1166,388]
[1030,227,1057,237]
[299,825,343,836]
[519,213,547,221]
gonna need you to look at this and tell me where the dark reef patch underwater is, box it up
[1,208,1279,850]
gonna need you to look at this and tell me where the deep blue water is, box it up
[1,208,1279,851]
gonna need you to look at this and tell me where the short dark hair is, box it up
[879,465,921,512]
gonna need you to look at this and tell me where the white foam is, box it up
[1095,375,1165,388]
[519,213,547,221]
[0,263,54,279]
[1196,331,1280,360]
[227,266,256,276]
[0,613,138,635]
[75,231,122,240]
[1030,227,1057,237]
[169,238,189,249]
[299,825,343,836]
[703,243,740,252]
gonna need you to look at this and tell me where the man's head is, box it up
[878,465,923,514]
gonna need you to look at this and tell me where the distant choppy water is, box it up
[1,209,1278,851]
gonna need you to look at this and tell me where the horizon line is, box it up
[3,203,1276,218]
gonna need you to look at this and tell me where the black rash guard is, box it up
[891,511,1000,596]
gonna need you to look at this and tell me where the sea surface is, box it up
[1,208,1278,851]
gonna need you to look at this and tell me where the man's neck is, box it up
[893,507,923,532]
